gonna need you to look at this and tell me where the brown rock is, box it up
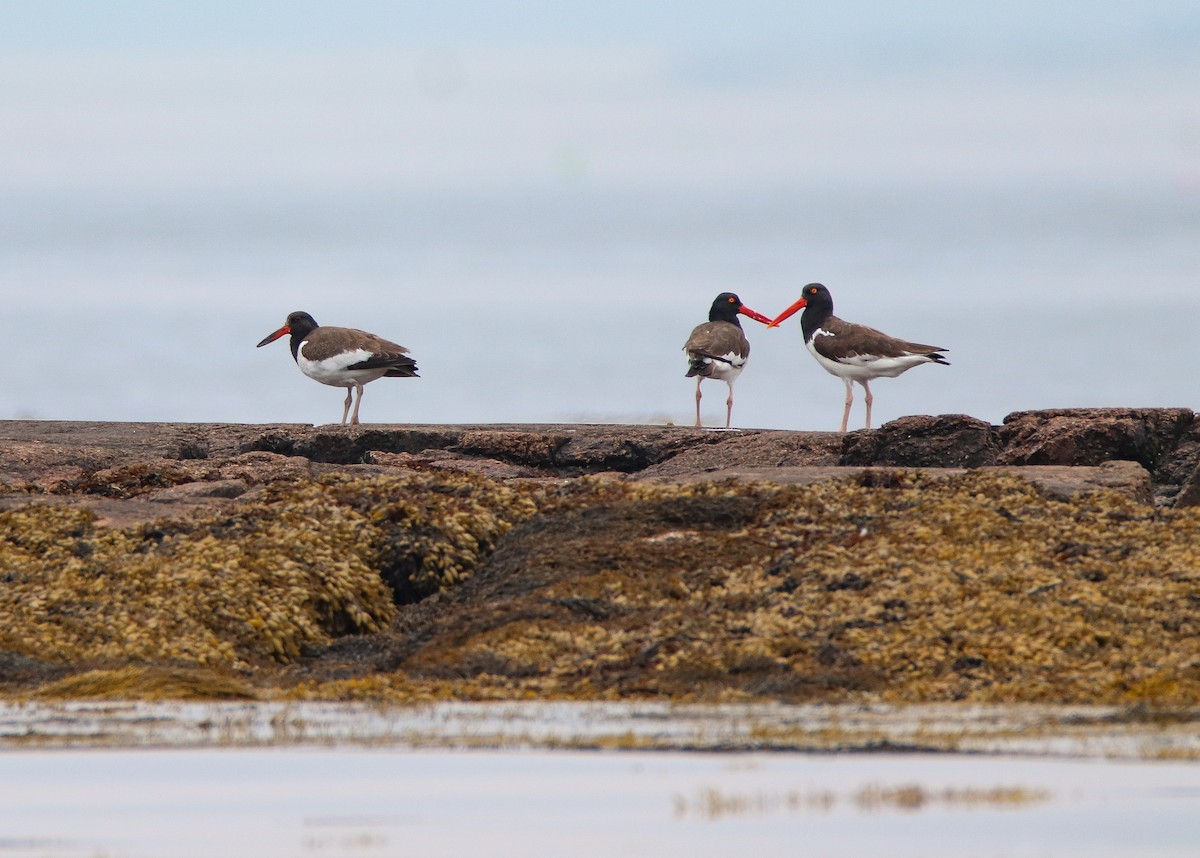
[636,430,841,480]
[210,451,319,483]
[245,426,462,464]
[143,480,250,501]
[549,425,714,473]
[1146,415,1200,505]
[238,423,716,473]
[454,430,570,467]
[0,421,305,485]
[997,408,1193,472]
[0,417,1187,507]
[841,414,999,468]
[373,450,548,481]
[1001,460,1152,504]
[1172,457,1200,508]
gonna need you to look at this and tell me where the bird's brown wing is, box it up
[812,316,946,362]
[304,327,419,376]
[684,321,750,377]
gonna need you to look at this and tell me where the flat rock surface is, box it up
[0,413,1192,516]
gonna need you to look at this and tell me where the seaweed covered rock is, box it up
[269,472,539,603]
[317,471,1200,705]
[0,471,539,670]
[35,666,258,701]
[0,500,393,668]
[6,451,1200,706]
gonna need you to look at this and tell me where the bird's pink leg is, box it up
[341,388,353,425]
[839,379,853,434]
[724,381,735,430]
[694,378,703,427]
[862,380,874,430]
[349,382,366,425]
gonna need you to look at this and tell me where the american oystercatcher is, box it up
[256,311,419,425]
[769,283,948,432]
[684,292,773,429]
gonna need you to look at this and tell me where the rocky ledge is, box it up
[1,409,1200,707]
[3,408,1200,516]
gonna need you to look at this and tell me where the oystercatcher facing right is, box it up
[683,292,772,429]
[769,283,948,432]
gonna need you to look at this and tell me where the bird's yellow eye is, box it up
[728,296,736,303]
[809,287,817,294]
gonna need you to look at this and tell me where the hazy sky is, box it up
[1,2,1198,425]
[3,1,1197,57]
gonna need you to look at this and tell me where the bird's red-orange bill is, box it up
[768,296,808,328]
[737,305,774,326]
[256,325,291,347]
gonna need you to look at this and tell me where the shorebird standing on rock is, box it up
[256,311,419,425]
[769,283,948,433]
[683,292,773,429]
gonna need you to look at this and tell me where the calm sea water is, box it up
[1,7,1197,430]
[3,749,1200,857]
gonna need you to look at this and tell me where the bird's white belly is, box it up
[297,344,389,388]
[806,337,929,381]
[697,351,746,382]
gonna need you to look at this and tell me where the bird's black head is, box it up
[283,311,319,337]
[768,283,833,328]
[707,293,773,327]
[801,283,832,312]
[708,292,744,323]
[256,310,320,349]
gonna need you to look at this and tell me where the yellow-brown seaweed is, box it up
[3,469,1200,705]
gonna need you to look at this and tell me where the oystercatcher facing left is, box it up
[683,292,773,429]
[256,311,419,425]
[769,283,948,433]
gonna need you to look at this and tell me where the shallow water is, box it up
[2,701,1199,856]
[2,749,1199,858]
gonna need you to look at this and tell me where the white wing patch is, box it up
[695,350,746,381]
[297,342,391,387]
